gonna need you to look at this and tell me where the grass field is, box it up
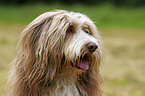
[0,4,145,96]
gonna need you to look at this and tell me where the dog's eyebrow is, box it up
[83,25,90,29]
[84,25,88,28]
[83,25,91,31]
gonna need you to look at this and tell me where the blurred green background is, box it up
[0,0,145,96]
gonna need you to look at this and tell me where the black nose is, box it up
[86,42,98,53]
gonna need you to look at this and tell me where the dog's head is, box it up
[63,12,102,71]
[18,10,102,87]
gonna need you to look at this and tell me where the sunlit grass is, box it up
[0,24,22,96]
[101,28,145,96]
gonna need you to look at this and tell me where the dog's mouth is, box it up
[71,54,91,71]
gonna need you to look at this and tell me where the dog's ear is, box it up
[17,11,69,88]
[19,10,66,53]
[17,18,52,88]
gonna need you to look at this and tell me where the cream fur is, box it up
[8,10,103,96]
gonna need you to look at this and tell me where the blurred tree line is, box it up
[0,0,145,7]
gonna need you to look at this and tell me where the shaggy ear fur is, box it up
[9,10,70,95]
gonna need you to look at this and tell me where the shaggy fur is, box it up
[9,10,103,96]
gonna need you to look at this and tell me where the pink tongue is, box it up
[78,61,89,70]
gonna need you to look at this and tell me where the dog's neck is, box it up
[47,68,85,96]
[48,77,80,96]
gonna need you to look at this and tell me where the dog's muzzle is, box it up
[71,42,98,71]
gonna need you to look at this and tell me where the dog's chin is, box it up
[71,54,91,71]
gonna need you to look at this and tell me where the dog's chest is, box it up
[47,79,81,96]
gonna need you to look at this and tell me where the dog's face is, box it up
[20,10,102,82]
[63,12,101,71]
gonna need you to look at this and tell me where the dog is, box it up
[9,10,103,96]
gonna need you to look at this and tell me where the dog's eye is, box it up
[67,25,74,33]
[84,28,91,35]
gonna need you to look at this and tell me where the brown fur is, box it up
[8,10,103,96]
